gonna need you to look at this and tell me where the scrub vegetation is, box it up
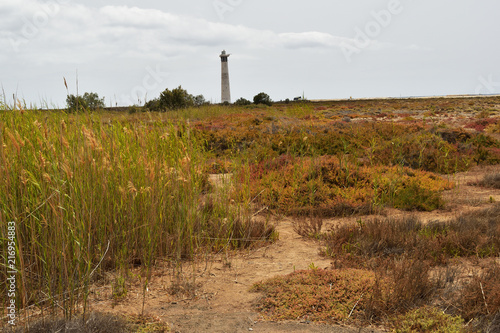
[1,95,500,332]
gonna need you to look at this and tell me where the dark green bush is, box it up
[234,97,252,106]
[144,98,161,111]
[66,92,105,112]
[159,85,194,110]
[253,92,272,106]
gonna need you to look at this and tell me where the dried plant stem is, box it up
[480,282,490,315]
[348,294,364,319]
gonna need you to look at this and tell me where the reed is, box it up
[0,108,272,318]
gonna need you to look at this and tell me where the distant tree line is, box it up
[235,93,273,106]
[144,87,273,111]
[65,86,274,112]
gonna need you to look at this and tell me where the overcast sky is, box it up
[1,0,499,107]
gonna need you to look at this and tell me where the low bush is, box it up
[251,262,457,327]
[471,173,500,189]
[323,204,500,263]
[251,268,385,323]
[445,204,500,258]
[465,118,498,132]
[194,111,500,174]
[390,306,464,333]
[454,263,500,332]
[243,156,452,217]
[292,215,323,238]
[324,216,422,259]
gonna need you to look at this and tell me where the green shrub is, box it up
[391,179,444,211]
[66,94,87,112]
[253,92,272,106]
[243,156,451,217]
[83,92,106,110]
[392,306,464,333]
[159,85,195,110]
[234,97,252,106]
[128,105,142,114]
[144,98,161,111]
[66,92,105,112]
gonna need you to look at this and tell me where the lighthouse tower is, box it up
[220,50,231,104]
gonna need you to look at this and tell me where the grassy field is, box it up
[1,96,500,332]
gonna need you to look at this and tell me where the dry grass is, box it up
[7,313,128,333]
[454,262,500,332]
[5,312,171,333]
[323,204,500,263]
[471,173,500,189]
[292,215,323,238]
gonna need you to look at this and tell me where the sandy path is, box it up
[151,218,379,333]
[87,215,384,333]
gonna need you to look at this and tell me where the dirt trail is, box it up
[155,216,388,333]
[89,216,383,333]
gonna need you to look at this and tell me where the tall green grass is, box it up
[0,109,270,318]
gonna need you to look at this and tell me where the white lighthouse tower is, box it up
[220,50,231,104]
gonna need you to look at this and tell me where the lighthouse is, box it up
[220,50,231,104]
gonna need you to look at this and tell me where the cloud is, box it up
[93,5,356,52]
[97,5,276,49]
[1,2,357,62]
[279,31,354,49]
